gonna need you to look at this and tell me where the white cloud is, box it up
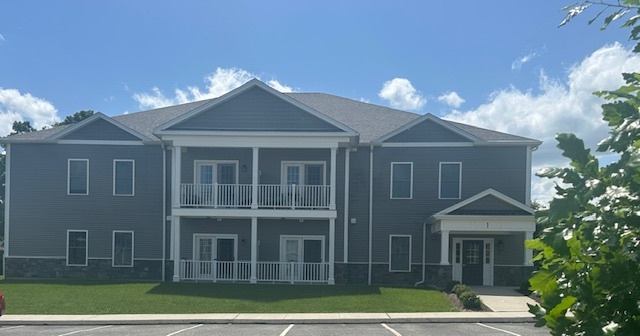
[0,33,5,42]
[133,67,294,109]
[0,88,58,136]
[437,91,465,108]
[511,51,539,70]
[443,43,640,203]
[378,78,426,110]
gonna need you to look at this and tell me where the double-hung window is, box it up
[67,230,88,266]
[389,235,411,272]
[68,159,88,195]
[113,231,134,267]
[391,162,412,199]
[439,162,461,199]
[114,160,135,196]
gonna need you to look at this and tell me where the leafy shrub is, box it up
[451,284,470,296]
[444,280,460,293]
[519,279,532,295]
[460,292,482,310]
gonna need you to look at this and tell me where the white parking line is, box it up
[57,325,111,336]
[280,324,295,336]
[1,326,24,330]
[476,323,522,336]
[166,324,203,336]
[381,323,402,336]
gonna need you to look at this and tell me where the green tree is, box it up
[9,121,35,135]
[528,2,640,335]
[52,110,94,126]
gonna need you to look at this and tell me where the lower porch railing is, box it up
[179,260,329,283]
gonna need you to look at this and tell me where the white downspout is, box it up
[368,145,374,285]
[343,148,350,263]
[414,222,426,287]
[161,143,166,282]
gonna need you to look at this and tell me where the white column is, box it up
[250,217,258,283]
[252,147,259,209]
[524,231,534,266]
[440,230,450,265]
[329,147,337,210]
[328,218,335,285]
[172,216,181,282]
[343,148,350,263]
[172,146,182,208]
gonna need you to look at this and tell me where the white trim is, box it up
[389,235,412,272]
[66,230,88,266]
[434,188,535,216]
[343,149,350,263]
[3,144,10,261]
[279,235,325,263]
[451,238,494,286]
[165,135,351,149]
[153,79,358,136]
[281,161,326,186]
[47,112,151,141]
[57,140,145,146]
[439,162,462,199]
[432,216,535,233]
[171,208,337,219]
[67,159,89,195]
[390,162,413,199]
[112,230,134,267]
[381,142,474,148]
[113,159,135,196]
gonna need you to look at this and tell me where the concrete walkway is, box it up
[0,287,537,325]
[471,286,538,312]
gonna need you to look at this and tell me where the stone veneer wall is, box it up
[335,263,452,287]
[5,257,163,280]
[494,265,535,286]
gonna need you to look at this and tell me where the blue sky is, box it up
[1,1,638,202]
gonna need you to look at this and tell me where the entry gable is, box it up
[374,113,480,144]
[49,113,150,142]
[434,188,534,217]
[156,79,357,134]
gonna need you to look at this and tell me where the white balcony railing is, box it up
[180,183,330,209]
[179,260,329,283]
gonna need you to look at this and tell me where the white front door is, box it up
[194,234,237,280]
[452,238,494,286]
[280,236,324,282]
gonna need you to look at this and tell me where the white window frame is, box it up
[113,159,135,196]
[67,159,89,195]
[67,230,88,266]
[112,230,134,267]
[192,233,238,261]
[390,162,413,199]
[439,162,462,199]
[389,234,412,272]
[281,161,326,185]
[279,235,326,263]
[193,160,239,184]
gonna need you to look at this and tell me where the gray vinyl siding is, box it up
[61,118,142,141]
[345,148,371,263]
[8,143,164,259]
[386,120,470,143]
[168,86,342,132]
[365,145,528,263]
[450,195,531,215]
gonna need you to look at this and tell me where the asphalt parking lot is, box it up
[0,322,549,335]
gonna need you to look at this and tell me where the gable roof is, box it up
[154,79,357,136]
[0,80,541,146]
[433,188,534,217]
[373,113,482,143]
[48,112,151,142]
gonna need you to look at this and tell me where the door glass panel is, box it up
[485,242,491,264]
[455,242,461,264]
[305,165,323,185]
[285,239,299,262]
[199,165,214,184]
[465,241,480,264]
[286,166,300,185]
[303,240,322,263]
[218,164,236,184]
[217,238,235,261]
[198,238,213,261]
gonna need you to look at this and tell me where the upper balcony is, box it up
[180,183,330,209]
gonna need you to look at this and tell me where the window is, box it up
[389,235,411,272]
[391,162,412,199]
[194,161,238,185]
[68,159,88,195]
[439,162,461,199]
[282,162,325,185]
[114,160,135,196]
[67,230,88,266]
[113,231,134,267]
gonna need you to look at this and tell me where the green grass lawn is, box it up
[0,280,456,314]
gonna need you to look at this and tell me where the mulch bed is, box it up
[446,292,492,312]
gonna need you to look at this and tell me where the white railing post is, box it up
[292,184,297,209]
[250,217,258,283]
[329,218,335,285]
[330,147,337,210]
[172,146,182,208]
[252,148,259,209]
[172,216,181,282]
